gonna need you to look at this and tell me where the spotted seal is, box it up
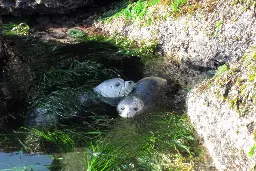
[117,77,167,118]
[80,78,135,106]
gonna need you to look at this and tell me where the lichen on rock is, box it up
[187,47,256,170]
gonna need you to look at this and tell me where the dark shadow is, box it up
[1,34,144,131]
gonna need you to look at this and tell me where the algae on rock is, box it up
[187,47,256,170]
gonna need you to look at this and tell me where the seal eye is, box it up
[134,108,138,111]
[121,107,125,110]
[127,81,132,84]
[115,82,121,87]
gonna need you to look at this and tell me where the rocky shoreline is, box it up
[95,0,256,88]
[93,0,256,170]
[1,0,256,170]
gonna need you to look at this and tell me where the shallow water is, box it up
[0,151,53,171]
[1,15,145,170]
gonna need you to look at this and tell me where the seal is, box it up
[80,78,135,106]
[26,78,135,129]
[117,77,168,118]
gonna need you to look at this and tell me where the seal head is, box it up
[93,78,135,106]
[117,96,144,118]
[117,77,167,117]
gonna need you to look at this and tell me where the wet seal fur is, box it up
[117,77,168,118]
[80,78,135,106]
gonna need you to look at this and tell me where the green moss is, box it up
[215,64,228,76]
[3,23,30,36]
[171,0,187,12]
[100,0,203,26]
[232,0,256,9]
[102,0,160,25]
[215,20,223,36]
[67,29,87,38]
[211,49,256,115]
[74,34,158,62]
[248,131,256,158]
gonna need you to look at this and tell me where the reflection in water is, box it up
[0,151,53,171]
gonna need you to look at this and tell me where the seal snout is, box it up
[118,104,132,118]
[117,96,144,118]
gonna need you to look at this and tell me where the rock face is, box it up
[96,0,256,87]
[187,47,256,170]
[0,0,94,15]
[96,2,256,168]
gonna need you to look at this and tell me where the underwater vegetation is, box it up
[1,13,204,170]
[3,23,30,36]
[86,113,202,170]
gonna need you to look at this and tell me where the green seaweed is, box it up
[215,20,223,36]
[3,23,30,36]
[86,113,202,170]
[171,0,187,12]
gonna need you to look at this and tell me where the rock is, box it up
[48,30,66,39]
[0,0,94,15]
[24,107,58,129]
[96,0,256,87]
[187,47,256,170]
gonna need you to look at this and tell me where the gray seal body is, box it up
[117,77,167,118]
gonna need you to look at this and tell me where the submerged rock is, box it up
[25,107,58,129]
[187,47,256,170]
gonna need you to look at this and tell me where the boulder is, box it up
[187,47,256,170]
[0,0,94,15]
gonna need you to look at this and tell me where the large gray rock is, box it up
[96,0,256,87]
[0,0,94,15]
[187,47,256,170]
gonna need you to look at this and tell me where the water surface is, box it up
[0,151,53,171]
